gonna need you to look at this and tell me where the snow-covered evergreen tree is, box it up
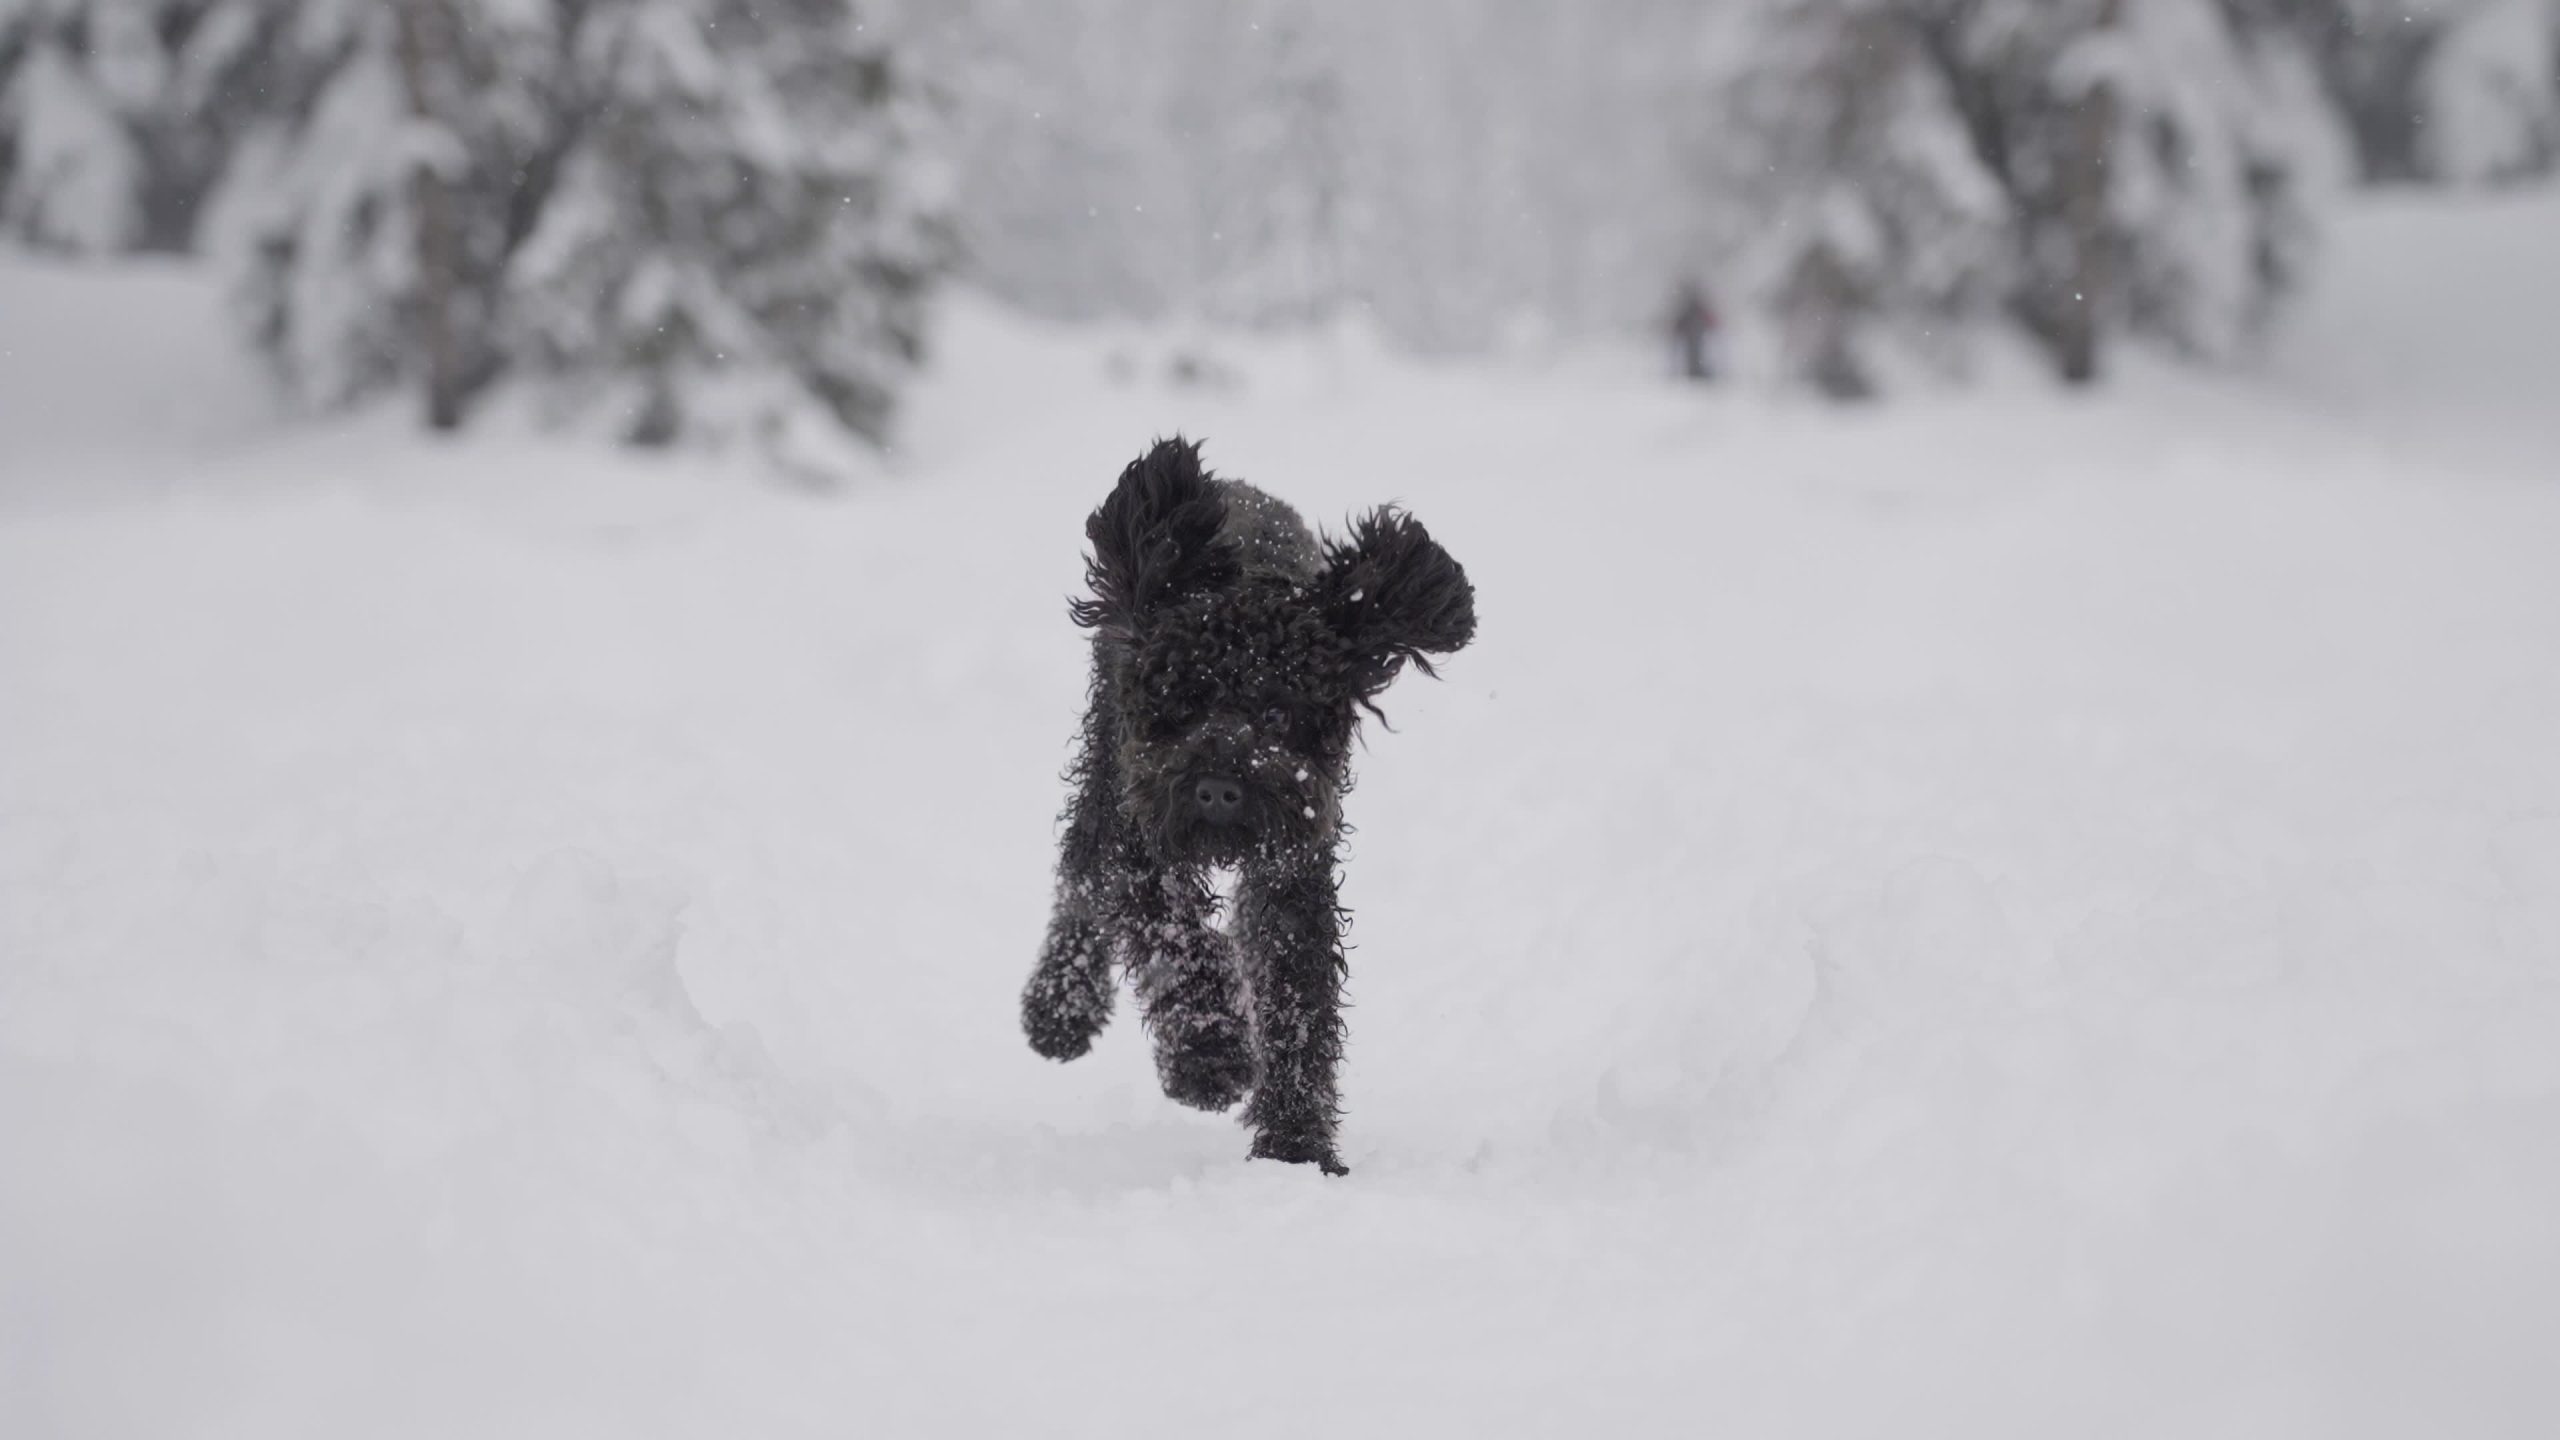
[2421,0,2560,183]
[2288,0,2454,182]
[1732,0,2008,396]
[238,0,947,459]
[235,0,569,428]
[2290,0,2559,185]
[0,0,298,252]
[1,1,129,249]
[508,0,948,455]
[1741,0,2340,391]
[2005,0,2339,375]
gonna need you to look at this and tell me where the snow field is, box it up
[5,196,2560,1437]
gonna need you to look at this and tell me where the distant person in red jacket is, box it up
[1668,281,1720,382]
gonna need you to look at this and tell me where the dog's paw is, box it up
[1155,1023,1254,1111]
[1021,971,1112,1061]
[1024,1009,1101,1062]
[1249,1134,1350,1177]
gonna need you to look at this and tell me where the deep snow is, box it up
[4,194,2559,1438]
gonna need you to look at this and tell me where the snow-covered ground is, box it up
[5,194,2559,1438]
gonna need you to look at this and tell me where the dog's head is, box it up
[1074,438,1475,867]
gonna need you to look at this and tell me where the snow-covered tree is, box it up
[1731,0,2008,396]
[508,0,949,455]
[238,0,947,458]
[2421,0,2560,182]
[2287,0,2559,184]
[234,0,568,428]
[0,0,300,252]
[1739,0,2340,391]
[2286,0,2455,182]
[2011,0,2338,376]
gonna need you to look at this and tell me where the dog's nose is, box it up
[1191,776,1247,824]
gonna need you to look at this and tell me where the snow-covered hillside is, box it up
[4,196,2558,1439]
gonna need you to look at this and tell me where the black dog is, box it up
[1021,437,1475,1175]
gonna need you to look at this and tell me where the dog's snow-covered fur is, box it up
[1021,437,1475,1175]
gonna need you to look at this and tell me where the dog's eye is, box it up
[1261,706,1293,734]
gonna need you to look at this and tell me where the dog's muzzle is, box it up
[1185,774,1251,829]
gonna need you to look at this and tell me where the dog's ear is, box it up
[1319,506,1476,697]
[1070,437,1239,637]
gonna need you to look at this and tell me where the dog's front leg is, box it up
[1023,661,1126,1061]
[1235,857,1350,1175]
[1124,866,1256,1111]
[1024,883,1118,1061]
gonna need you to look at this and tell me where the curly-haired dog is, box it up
[1021,437,1476,1175]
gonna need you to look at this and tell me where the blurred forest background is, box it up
[2,0,2554,461]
